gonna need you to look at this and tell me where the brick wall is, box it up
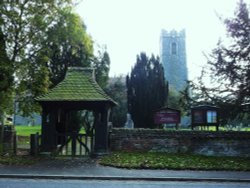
[110,128,250,157]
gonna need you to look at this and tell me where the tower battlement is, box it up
[161,29,185,38]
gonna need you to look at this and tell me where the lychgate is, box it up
[36,67,116,156]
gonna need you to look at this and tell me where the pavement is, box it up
[0,157,250,182]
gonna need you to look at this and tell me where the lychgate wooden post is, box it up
[41,106,57,152]
[94,105,110,155]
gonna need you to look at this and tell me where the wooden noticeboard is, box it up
[191,105,219,131]
[154,107,180,129]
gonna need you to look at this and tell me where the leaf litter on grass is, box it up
[99,152,250,171]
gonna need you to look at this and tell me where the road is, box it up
[0,179,249,188]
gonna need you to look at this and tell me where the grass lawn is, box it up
[15,125,86,145]
[100,152,250,171]
[14,126,41,145]
[15,125,41,137]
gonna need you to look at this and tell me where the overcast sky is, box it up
[75,0,245,80]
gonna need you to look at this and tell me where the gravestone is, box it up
[124,113,134,129]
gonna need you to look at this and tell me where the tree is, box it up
[39,10,93,86]
[0,29,14,118]
[105,76,127,127]
[92,47,111,89]
[0,0,74,116]
[193,0,250,123]
[126,53,168,128]
[0,0,72,63]
[42,9,109,90]
[0,27,14,150]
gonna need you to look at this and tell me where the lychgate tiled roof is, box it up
[36,67,116,105]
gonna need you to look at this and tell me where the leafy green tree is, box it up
[178,83,193,116]
[166,84,192,117]
[0,29,14,118]
[105,76,127,127]
[167,89,180,109]
[1,1,94,116]
[43,10,93,86]
[0,17,14,152]
[0,27,14,149]
[0,0,73,116]
[127,53,168,128]
[0,0,72,63]
[92,47,111,89]
[193,0,250,123]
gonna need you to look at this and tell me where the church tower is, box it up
[160,29,188,91]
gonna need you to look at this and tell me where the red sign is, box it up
[154,111,180,124]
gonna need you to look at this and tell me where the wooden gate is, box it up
[56,131,94,156]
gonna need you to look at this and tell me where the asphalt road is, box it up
[0,179,249,188]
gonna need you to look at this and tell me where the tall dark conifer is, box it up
[127,53,168,128]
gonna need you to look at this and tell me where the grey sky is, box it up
[76,0,242,80]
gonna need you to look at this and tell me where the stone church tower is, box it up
[160,29,188,91]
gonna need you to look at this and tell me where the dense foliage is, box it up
[0,0,75,116]
[93,48,111,89]
[42,9,94,87]
[105,76,127,127]
[126,53,168,128]
[0,29,14,121]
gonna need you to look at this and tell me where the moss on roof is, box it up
[36,67,116,105]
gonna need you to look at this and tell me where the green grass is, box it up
[165,126,250,131]
[208,126,250,131]
[100,152,250,171]
[15,126,41,137]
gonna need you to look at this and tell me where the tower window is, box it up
[171,42,177,55]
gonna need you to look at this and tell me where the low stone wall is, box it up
[109,128,250,157]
